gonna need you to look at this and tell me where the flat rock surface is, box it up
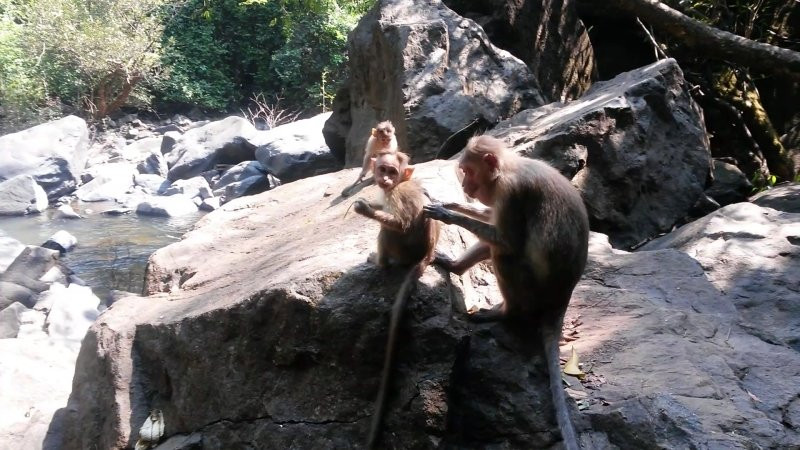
[57,161,799,449]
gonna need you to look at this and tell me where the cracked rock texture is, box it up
[54,160,800,449]
[323,0,545,165]
[488,58,712,249]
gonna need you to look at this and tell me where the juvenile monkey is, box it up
[342,121,398,197]
[352,150,440,449]
[423,135,589,450]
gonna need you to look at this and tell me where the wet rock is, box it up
[53,204,82,220]
[42,230,78,254]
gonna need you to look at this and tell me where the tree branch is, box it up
[606,0,800,78]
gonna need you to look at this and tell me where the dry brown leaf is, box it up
[563,346,586,378]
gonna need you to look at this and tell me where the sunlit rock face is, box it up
[323,0,545,166]
[489,59,712,249]
[0,115,90,200]
[443,0,596,103]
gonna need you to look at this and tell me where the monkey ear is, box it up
[402,166,415,181]
[371,128,378,137]
[482,152,499,171]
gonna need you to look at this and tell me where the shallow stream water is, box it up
[0,201,204,301]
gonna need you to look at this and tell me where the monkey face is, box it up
[374,160,401,190]
[375,127,394,145]
[457,160,495,205]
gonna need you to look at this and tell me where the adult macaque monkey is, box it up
[352,150,440,449]
[423,135,589,450]
[342,120,398,197]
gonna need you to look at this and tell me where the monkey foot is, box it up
[466,304,505,323]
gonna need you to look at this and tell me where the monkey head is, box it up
[457,135,503,206]
[372,121,396,146]
[372,151,413,191]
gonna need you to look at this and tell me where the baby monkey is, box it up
[342,121,398,197]
[352,150,439,449]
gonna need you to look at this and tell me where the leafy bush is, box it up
[267,6,357,111]
[1,0,373,126]
[0,0,49,131]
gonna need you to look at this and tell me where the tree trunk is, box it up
[92,69,142,119]
[605,0,800,78]
[713,68,797,182]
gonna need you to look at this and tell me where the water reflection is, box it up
[0,201,204,302]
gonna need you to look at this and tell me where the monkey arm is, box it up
[443,202,492,222]
[423,204,509,250]
[370,210,406,233]
[435,242,490,275]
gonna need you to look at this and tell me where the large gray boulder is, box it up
[213,160,267,192]
[0,175,48,216]
[443,0,595,103]
[116,137,169,177]
[641,202,800,349]
[706,159,752,206]
[254,113,339,183]
[161,176,212,200]
[166,117,259,181]
[57,161,799,449]
[74,162,136,202]
[750,182,800,213]
[135,195,199,218]
[323,0,545,165]
[488,58,711,248]
[0,115,90,199]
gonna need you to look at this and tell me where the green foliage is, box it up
[2,0,374,125]
[1,0,167,121]
[268,7,356,110]
[0,0,50,130]
[157,0,367,113]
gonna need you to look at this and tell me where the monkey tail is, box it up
[366,265,423,449]
[542,316,580,450]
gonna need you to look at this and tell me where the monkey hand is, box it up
[423,203,454,224]
[353,199,374,217]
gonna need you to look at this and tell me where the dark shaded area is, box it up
[436,117,491,160]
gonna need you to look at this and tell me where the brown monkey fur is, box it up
[342,121,398,197]
[353,151,440,449]
[423,135,589,450]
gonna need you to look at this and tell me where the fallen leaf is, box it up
[563,346,586,378]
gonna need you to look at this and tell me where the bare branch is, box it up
[606,0,800,78]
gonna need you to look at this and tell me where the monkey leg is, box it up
[435,242,490,275]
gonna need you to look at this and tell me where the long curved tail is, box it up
[542,319,580,450]
[366,265,421,449]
